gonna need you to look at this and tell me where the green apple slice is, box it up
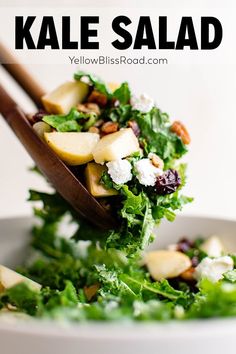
[0,265,41,292]
[92,128,140,164]
[42,81,89,114]
[44,132,100,165]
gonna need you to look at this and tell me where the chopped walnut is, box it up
[180,267,195,281]
[94,119,104,128]
[88,126,100,134]
[77,103,87,113]
[77,102,101,116]
[87,90,108,107]
[148,153,164,169]
[101,121,119,134]
[171,121,191,145]
[83,283,100,301]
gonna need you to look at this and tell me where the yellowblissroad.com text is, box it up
[69,55,168,65]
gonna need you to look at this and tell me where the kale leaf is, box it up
[224,270,236,283]
[43,108,96,132]
[112,82,131,105]
[74,71,111,96]
[106,104,132,125]
[187,279,236,318]
[0,283,41,316]
[133,107,188,163]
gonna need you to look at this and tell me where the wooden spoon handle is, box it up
[0,43,45,108]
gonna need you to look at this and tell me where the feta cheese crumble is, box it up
[134,158,163,187]
[194,256,234,283]
[130,93,154,113]
[106,159,132,185]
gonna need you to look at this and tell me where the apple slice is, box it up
[44,132,100,165]
[145,251,192,281]
[0,265,41,293]
[42,81,89,115]
[92,128,139,164]
[85,162,118,197]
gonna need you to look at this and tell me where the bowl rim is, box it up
[1,317,236,339]
[0,214,236,338]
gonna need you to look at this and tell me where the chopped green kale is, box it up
[74,71,111,96]
[0,72,200,323]
[42,108,97,132]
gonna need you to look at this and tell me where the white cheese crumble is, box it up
[194,256,234,283]
[134,158,163,186]
[130,93,154,113]
[106,159,132,185]
[105,301,119,311]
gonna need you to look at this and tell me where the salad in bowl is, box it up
[1,71,236,323]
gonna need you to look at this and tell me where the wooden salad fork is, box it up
[0,43,117,230]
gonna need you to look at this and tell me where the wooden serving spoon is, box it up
[0,44,117,230]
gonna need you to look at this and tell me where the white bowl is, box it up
[1,215,236,354]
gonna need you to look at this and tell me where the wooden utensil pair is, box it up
[0,43,116,230]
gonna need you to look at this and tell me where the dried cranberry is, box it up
[28,110,47,125]
[155,169,181,195]
[191,256,200,267]
[177,238,194,253]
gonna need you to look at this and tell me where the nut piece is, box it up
[148,153,164,169]
[86,103,101,115]
[145,250,192,281]
[88,126,100,134]
[180,267,195,281]
[77,103,100,116]
[170,121,191,145]
[87,90,108,107]
[84,283,100,301]
[94,119,104,128]
[101,121,119,134]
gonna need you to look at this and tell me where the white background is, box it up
[0,0,236,220]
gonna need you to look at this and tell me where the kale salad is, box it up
[1,71,236,322]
